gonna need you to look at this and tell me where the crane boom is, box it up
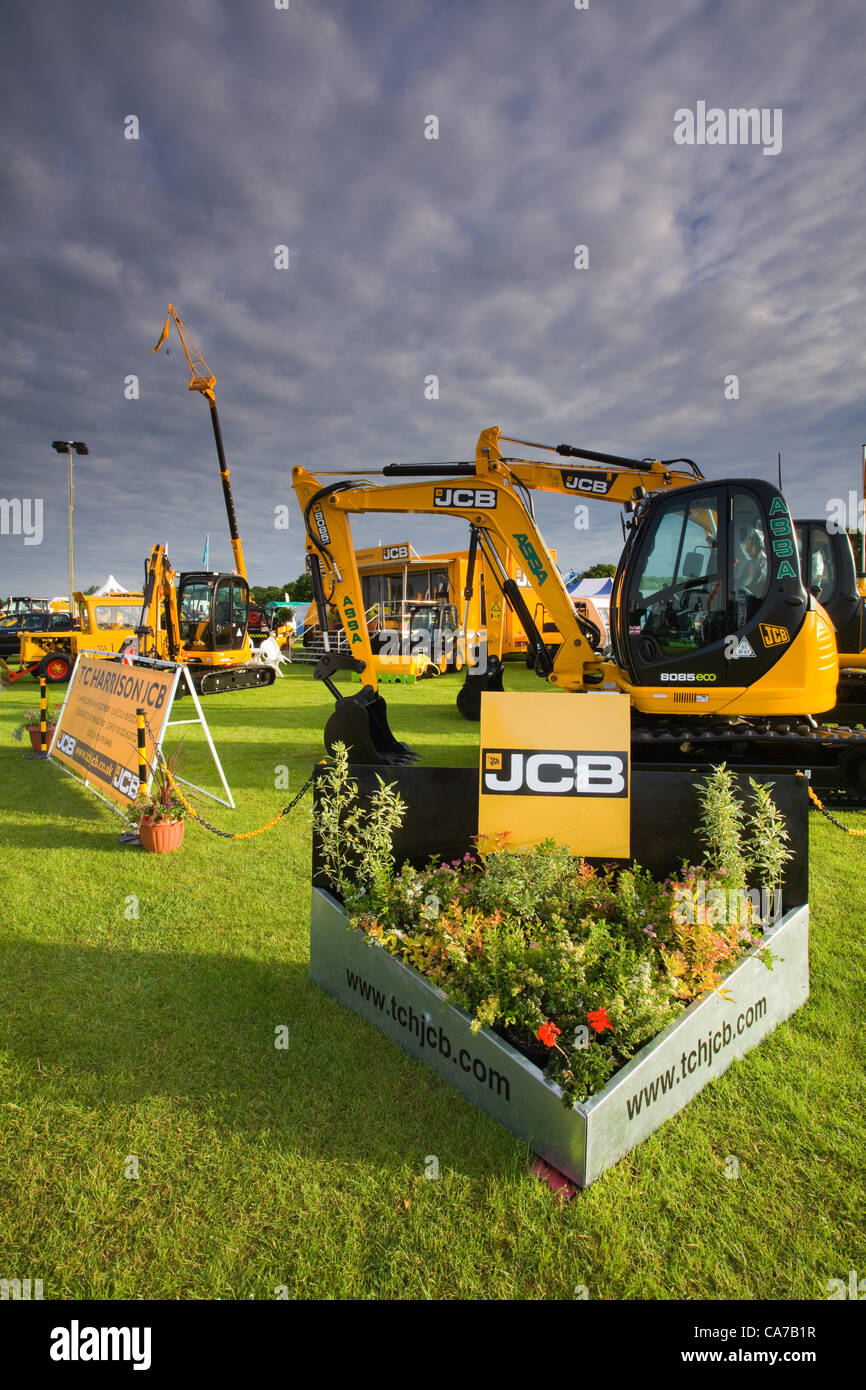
[152,303,247,580]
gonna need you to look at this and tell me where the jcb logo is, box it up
[760,622,790,647]
[56,732,76,756]
[560,471,613,495]
[312,507,331,546]
[112,767,140,800]
[382,545,409,560]
[482,749,628,797]
[433,487,497,510]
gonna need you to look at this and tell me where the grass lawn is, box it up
[0,665,864,1300]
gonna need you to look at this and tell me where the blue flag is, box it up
[202,534,210,568]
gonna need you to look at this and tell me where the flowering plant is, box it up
[12,705,58,740]
[314,754,789,1106]
[137,742,188,825]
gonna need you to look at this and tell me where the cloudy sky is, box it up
[1,0,864,597]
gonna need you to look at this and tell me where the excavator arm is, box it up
[291,427,707,758]
[137,545,181,661]
[292,463,611,694]
[383,426,702,503]
[377,427,703,714]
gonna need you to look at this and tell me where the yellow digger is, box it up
[140,306,275,694]
[291,427,866,799]
[794,518,866,724]
[135,543,274,695]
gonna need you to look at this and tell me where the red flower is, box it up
[536,1022,561,1048]
[587,1007,613,1034]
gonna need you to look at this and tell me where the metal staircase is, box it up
[291,628,350,664]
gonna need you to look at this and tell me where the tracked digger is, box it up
[135,543,275,695]
[794,519,866,724]
[138,306,275,695]
[292,428,866,799]
[450,432,707,717]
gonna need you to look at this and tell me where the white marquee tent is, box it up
[91,575,130,596]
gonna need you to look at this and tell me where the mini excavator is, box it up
[292,427,866,800]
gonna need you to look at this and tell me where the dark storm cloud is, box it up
[1,0,864,595]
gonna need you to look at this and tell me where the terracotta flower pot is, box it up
[27,726,54,753]
[139,816,186,853]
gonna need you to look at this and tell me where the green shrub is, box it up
[313,749,792,1106]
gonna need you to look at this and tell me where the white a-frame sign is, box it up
[49,652,235,818]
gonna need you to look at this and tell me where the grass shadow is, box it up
[0,938,508,1179]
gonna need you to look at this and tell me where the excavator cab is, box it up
[795,520,865,660]
[793,520,866,724]
[612,479,827,706]
[406,602,464,674]
[177,572,250,653]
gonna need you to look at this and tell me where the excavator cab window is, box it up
[796,525,836,604]
[405,602,461,667]
[619,480,808,688]
[629,490,722,659]
[408,602,459,636]
[212,578,249,651]
[408,605,436,634]
[730,489,770,624]
[179,580,214,649]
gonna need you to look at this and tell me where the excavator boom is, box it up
[293,460,611,692]
[152,304,247,580]
[291,427,706,756]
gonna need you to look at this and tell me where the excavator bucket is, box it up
[324,684,417,765]
[456,655,505,722]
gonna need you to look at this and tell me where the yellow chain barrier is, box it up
[157,760,315,839]
[138,706,316,839]
[804,781,866,837]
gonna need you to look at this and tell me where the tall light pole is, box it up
[51,441,88,612]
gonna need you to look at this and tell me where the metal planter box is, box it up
[310,888,809,1187]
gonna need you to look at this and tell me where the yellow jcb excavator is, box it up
[446,428,705,715]
[794,518,866,723]
[292,427,866,800]
[139,305,275,694]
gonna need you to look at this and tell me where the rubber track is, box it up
[631,717,866,809]
[179,663,278,697]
